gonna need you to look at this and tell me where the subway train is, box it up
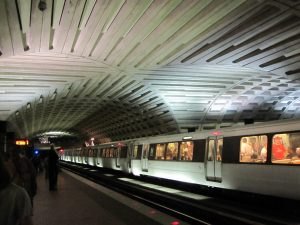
[61,118,300,201]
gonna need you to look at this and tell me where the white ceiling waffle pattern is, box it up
[0,0,299,140]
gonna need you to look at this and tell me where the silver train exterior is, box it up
[60,119,300,200]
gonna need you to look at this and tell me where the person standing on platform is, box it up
[17,150,37,207]
[0,154,33,225]
[48,144,59,191]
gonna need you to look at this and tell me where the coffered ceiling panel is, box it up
[0,0,299,142]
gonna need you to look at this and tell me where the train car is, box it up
[64,140,134,173]
[61,118,300,200]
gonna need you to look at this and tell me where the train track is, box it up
[60,162,299,225]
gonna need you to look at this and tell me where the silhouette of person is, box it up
[48,145,59,191]
[0,154,33,225]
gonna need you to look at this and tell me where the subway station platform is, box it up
[32,170,188,225]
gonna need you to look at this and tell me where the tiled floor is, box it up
[32,170,189,225]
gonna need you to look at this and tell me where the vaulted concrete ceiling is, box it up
[0,0,300,142]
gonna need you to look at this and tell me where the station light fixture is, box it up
[38,0,47,11]
[182,136,192,140]
[50,90,57,100]
[27,103,31,109]
[63,86,72,98]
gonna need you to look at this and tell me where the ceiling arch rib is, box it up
[6,57,179,141]
[173,1,300,81]
[9,61,300,141]
[0,53,117,121]
[136,65,300,131]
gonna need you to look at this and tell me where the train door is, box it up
[141,144,149,172]
[96,147,100,166]
[127,142,133,170]
[116,147,121,168]
[84,149,89,164]
[71,149,73,162]
[205,136,223,182]
[78,149,82,163]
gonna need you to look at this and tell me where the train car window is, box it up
[137,145,142,159]
[155,144,166,160]
[110,148,114,158]
[132,145,142,159]
[240,135,267,163]
[120,146,127,158]
[132,145,143,159]
[142,144,150,159]
[149,145,155,157]
[115,148,120,158]
[133,145,138,159]
[207,140,214,161]
[97,148,101,158]
[193,140,205,162]
[217,139,223,162]
[166,142,179,160]
[180,141,193,161]
[272,133,300,164]
[148,144,155,160]
[106,149,110,158]
[101,149,106,158]
[88,149,93,157]
[116,148,119,158]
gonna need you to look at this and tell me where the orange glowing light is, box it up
[15,140,29,146]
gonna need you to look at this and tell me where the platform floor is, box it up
[32,170,188,225]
